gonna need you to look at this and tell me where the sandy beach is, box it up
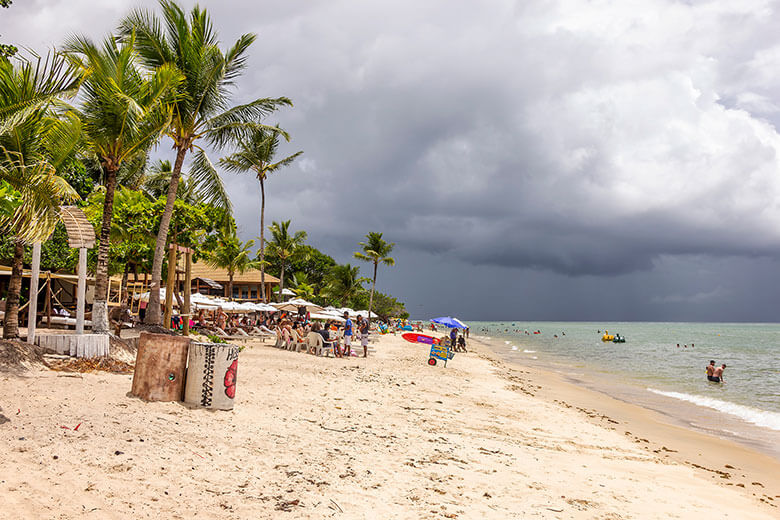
[1,332,779,519]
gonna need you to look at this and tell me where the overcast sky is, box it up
[7,0,780,321]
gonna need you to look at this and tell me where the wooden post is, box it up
[26,242,41,345]
[164,244,176,329]
[76,247,87,335]
[45,274,52,327]
[183,250,191,336]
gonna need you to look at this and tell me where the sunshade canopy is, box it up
[431,316,468,328]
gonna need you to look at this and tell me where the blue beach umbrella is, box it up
[431,316,468,328]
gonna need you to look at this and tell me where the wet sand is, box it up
[0,332,778,519]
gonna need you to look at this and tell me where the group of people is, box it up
[275,311,372,358]
[705,360,726,383]
[448,327,468,352]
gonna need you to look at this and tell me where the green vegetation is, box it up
[265,220,307,302]
[0,0,407,342]
[205,227,258,301]
[354,232,395,324]
[119,0,290,325]
[64,31,182,333]
[0,54,81,338]
[220,126,302,302]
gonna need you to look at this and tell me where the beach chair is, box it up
[308,332,333,357]
[273,327,284,348]
[291,329,307,352]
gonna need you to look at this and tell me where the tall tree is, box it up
[0,53,81,339]
[64,32,182,333]
[265,220,306,302]
[206,227,257,301]
[119,0,291,324]
[220,126,302,302]
[354,232,395,326]
[141,158,230,210]
[323,263,367,308]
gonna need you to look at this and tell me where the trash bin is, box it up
[131,332,190,402]
[184,342,240,410]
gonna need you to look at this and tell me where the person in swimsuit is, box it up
[706,360,717,381]
[712,364,726,383]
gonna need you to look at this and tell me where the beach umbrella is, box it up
[431,316,468,328]
[272,298,324,312]
[310,312,346,323]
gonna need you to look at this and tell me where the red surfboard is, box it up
[402,333,438,345]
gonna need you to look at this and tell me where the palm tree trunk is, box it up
[228,271,234,301]
[259,176,266,303]
[279,262,285,303]
[120,263,129,310]
[146,144,187,325]
[92,166,118,334]
[2,239,25,339]
[368,262,377,327]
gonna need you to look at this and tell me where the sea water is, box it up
[469,321,780,457]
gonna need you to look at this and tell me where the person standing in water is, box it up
[706,360,717,381]
[712,364,726,383]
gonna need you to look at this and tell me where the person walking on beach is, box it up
[343,312,353,357]
[706,360,716,381]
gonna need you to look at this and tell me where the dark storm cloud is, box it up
[7,0,780,319]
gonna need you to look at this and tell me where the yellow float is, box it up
[601,330,615,342]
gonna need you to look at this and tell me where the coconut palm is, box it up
[206,227,258,301]
[323,264,368,308]
[354,232,395,326]
[141,158,229,209]
[220,126,302,302]
[265,220,306,302]
[119,0,291,324]
[0,55,81,339]
[64,32,183,333]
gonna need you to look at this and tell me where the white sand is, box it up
[0,333,777,519]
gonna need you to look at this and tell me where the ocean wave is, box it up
[504,341,511,344]
[511,346,518,351]
[523,349,536,353]
[647,388,780,431]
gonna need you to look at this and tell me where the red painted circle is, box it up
[428,358,437,366]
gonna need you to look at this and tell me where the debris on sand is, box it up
[48,357,134,374]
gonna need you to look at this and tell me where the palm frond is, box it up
[189,148,232,213]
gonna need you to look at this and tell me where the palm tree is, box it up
[64,32,183,333]
[141,158,230,209]
[0,54,81,339]
[206,227,257,301]
[220,126,302,302]
[120,0,291,325]
[265,220,306,302]
[323,264,367,307]
[354,232,395,326]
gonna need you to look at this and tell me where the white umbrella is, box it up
[310,312,345,322]
[273,288,296,296]
[273,298,324,312]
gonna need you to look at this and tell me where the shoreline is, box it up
[1,332,778,518]
[471,333,780,501]
[474,328,780,461]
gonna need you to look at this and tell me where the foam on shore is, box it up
[647,388,780,431]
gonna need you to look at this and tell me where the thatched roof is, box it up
[189,262,280,285]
